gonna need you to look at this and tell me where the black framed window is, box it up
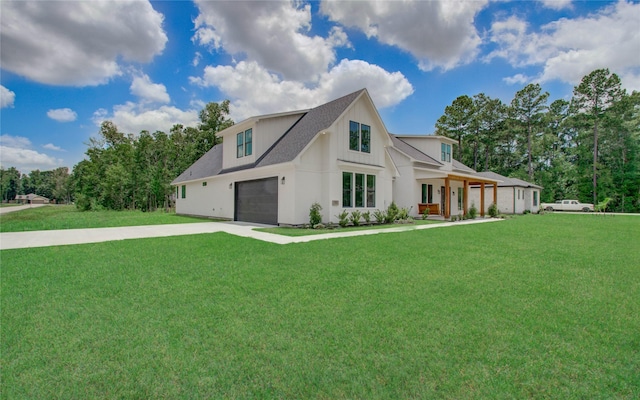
[349,121,371,153]
[367,175,376,207]
[342,172,353,207]
[355,173,365,207]
[349,121,360,151]
[361,124,370,153]
[237,132,244,158]
[343,172,376,208]
[181,185,186,199]
[244,129,252,156]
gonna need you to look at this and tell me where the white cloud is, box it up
[503,74,531,85]
[193,0,349,81]
[193,52,202,67]
[92,102,200,135]
[47,108,77,122]
[191,59,413,121]
[321,0,487,71]
[0,0,167,86]
[1,85,16,108]
[487,1,640,91]
[0,135,63,171]
[43,143,65,152]
[540,0,574,11]
[130,74,170,103]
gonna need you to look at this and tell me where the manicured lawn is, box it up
[2,214,639,398]
[0,205,208,232]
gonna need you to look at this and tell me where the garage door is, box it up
[235,177,278,225]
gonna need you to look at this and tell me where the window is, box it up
[348,121,371,153]
[236,133,244,158]
[361,124,370,153]
[342,172,352,207]
[342,172,376,208]
[367,175,376,207]
[202,182,207,187]
[181,185,186,199]
[421,184,434,204]
[237,129,252,158]
[458,187,463,210]
[533,191,538,206]
[441,143,451,162]
[244,129,252,156]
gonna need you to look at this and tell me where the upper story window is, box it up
[441,143,451,162]
[349,121,371,153]
[236,128,253,158]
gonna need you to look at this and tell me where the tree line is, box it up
[2,68,638,213]
[1,101,234,211]
[436,69,639,212]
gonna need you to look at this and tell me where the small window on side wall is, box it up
[237,133,244,158]
[244,129,252,156]
[181,185,186,199]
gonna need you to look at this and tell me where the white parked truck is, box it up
[540,199,594,212]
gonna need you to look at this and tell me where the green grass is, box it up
[2,214,639,398]
[0,205,208,232]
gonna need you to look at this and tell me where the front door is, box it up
[440,186,445,215]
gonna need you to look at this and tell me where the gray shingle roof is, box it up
[389,135,442,166]
[171,144,222,184]
[172,89,366,184]
[257,89,366,167]
[452,159,476,173]
[474,171,543,188]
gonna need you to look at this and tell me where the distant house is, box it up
[172,89,500,225]
[15,193,50,205]
[468,171,542,214]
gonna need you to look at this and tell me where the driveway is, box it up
[0,219,503,250]
[0,204,46,214]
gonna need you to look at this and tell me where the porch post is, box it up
[444,177,450,218]
[493,183,498,209]
[480,182,485,217]
[463,180,469,215]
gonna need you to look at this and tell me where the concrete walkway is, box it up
[0,218,503,250]
[0,204,46,214]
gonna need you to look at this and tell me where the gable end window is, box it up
[348,121,371,153]
[237,129,253,158]
[441,143,451,162]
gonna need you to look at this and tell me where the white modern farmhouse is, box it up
[172,89,499,225]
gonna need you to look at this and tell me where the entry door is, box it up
[235,177,278,225]
[440,186,446,215]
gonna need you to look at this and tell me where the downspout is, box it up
[513,187,516,214]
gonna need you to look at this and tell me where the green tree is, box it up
[510,83,549,180]
[436,95,474,161]
[571,68,624,205]
[0,167,21,202]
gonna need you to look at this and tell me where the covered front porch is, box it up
[416,173,499,219]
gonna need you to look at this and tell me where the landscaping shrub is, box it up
[350,210,362,226]
[309,202,322,226]
[362,210,371,224]
[336,210,349,227]
[373,209,386,224]
[488,203,499,218]
[385,202,399,223]
[469,203,477,219]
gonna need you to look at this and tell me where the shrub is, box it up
[488,203,499,218]
[397,206,411,220]
[362,210,371,224]
[373,209,386,224]
[336,210,349,227]
[385,202,399,224]
[469,203,477,219]
[350,210,362,226]
[422,207,429,220]
[309,202,322,226]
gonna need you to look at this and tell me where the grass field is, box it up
[0,205,207,232]
[2,214,639,398]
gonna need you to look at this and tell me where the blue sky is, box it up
[1,0,639,173]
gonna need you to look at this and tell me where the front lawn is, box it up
[0,205,208,232]
[2,214,638,398]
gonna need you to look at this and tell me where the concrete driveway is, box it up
[0,204,46,214]
[0,218,503,250]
